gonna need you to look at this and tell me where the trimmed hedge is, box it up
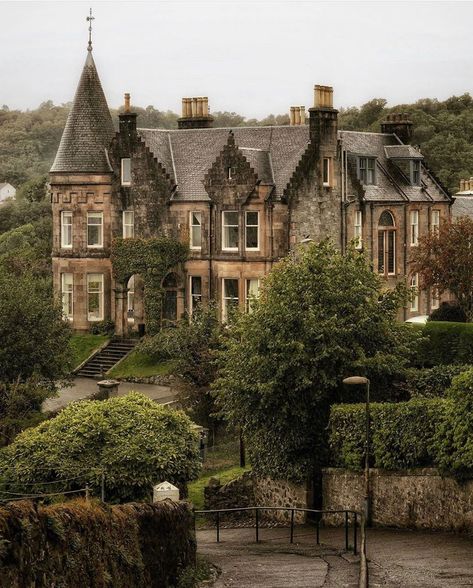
[0,499,195,588]
[329,399,445,470]
[404,364,472,398]
[415,321,473,366]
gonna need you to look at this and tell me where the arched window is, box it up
[378,211,396,275]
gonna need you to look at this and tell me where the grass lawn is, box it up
[188,464,251,510]
[107,349,177,379]
[71,334,109,368]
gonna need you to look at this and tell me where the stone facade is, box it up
[322,468,473,531]
[51,49,453,332]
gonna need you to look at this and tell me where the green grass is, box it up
[107,349,177,379]
[71,334,109,368]
[188,464,251,510]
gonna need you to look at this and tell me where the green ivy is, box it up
[111,237,188,335]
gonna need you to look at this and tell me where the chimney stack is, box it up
[308,84,338,145]
[119,92,137,137]
[178,96,214,129]
[381,112,413,144]
[314,85,334,109]
[289,106,306,126]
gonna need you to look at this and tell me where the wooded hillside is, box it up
[1,94,472,194]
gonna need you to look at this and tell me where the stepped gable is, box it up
[138,125,309,201]
[51,50,115,174]
[339,131,450,203]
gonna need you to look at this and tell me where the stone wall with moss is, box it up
[0,499,195,588]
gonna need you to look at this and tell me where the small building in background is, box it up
[452,177,473,218]
[0,182,16,203]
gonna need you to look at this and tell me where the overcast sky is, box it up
[1,0,473,118]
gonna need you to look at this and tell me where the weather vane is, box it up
[86,8,95,52]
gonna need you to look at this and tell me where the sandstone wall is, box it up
[322,467,473,531]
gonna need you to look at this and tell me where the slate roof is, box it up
[340,131,449,203]
[50,51,115,174]
[138,126,309,200]
[385,145,423,160]
[452,195,473,218]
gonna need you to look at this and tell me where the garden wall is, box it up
[322,468,473,531]
[0,498,195,588]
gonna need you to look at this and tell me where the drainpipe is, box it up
[370,203,374,268]
[208,202,213,301]
[403,206,408,321]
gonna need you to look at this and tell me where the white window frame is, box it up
[410,210,419,246]
[431,288,440,310]
[245,211,259,251]
[123,210,134,239]
[61,273,73,320]
[87,212,103,248]
[222,211,239,251]
[190,211,202,250]
[431,209,440,233]
[61,211,73,249]
[189,276,202,315]
[410,273,419,312]
[354,210,362,249]
[323,157,331,187]
[121,158,131,186]
[245,278,260,312]
[222,278,239,322]
[87,273,104,322]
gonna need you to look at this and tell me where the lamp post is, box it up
[342,376,371,526]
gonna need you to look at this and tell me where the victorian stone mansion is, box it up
[50,43,451,334]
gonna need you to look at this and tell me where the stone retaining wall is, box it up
[322,467,473,531]
[204,472,309,524]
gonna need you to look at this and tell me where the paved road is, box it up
[43,377,177,412]
[197,526,473,587]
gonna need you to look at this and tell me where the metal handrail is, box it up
[194,506,360,555]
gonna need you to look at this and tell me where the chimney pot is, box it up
[300,106,306,124]
[460,179,465,191]
[314,85,333,109]
[124,93,131,113]
[290,107,296,126]
[203,97,209,117]
[294,107,301,125]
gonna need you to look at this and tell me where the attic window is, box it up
[121,158,131,186]
[410,160,421,186]
[357,157,376,185]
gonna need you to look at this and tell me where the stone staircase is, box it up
[76,338,138,378]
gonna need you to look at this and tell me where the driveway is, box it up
[43,377,177,412]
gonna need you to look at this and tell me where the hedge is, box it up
[415,321,473,366]
[0,499,195,588]
[404,364,472,398]
[328,399,445,470]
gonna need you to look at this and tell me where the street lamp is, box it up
[342,376,371,526]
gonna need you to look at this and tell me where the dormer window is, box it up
[410,160,421,186]
[357,157,376,185]
[121,158,131,186]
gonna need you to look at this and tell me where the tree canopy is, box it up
[0,393,201,502]
[411,217,473,320]
[213,241,420,481]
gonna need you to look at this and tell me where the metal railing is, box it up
[194,506,360,555]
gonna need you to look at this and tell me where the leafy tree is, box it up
[0,271,72,385]
[16,174,48,202]
[0,393,201,501]
[0,219,52,278]
[139,303,225,429]
[213,241,420,481]
[411,217,473,320]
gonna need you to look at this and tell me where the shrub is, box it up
[434,368,473,479]
[328,399,445,470]
[415,321,473,366]
[89,319,115,336]
[404,364,472,398]
[0,393,201,502]
[429,302,467,323]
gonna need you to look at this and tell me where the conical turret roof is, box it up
[51,51,115,173]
